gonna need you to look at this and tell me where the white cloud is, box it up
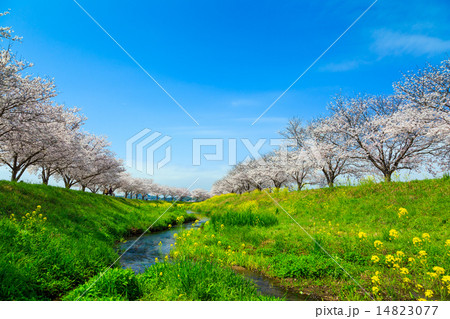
[320,60,364,72]
[372,30,450,57]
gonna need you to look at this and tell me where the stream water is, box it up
[118,216,313,300]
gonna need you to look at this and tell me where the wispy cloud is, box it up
[320,60,366,72]
[235,116,288,124]
[231,98,260,107]
[372,29,450,57]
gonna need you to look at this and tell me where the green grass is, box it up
[64,259,278,301]
[176,178,450,301]
[0,181,195,300]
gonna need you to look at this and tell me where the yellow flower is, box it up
[159,272,163,276]
[168,224,172,229]
[218,241,221,245]
[445,239,450,247]
[372,286,379,294]
[441,276,450,283]
[403,277,411,283]
[374,240,383,249]
[164,255,169,261]
[358,232,367,239]
[241,243,245,248]
[393,263,400,269]
[389,229,399,240]
[418,250,427,258]
[43,217,47,221]
[211,234,215,238]
[221,224,225,229]
[416,284,423,289]
[396,251,405,258]
[424,290,433,298]
[36,205,41,209]
[371,275,380,284]
[371,255,380,263]
[154,257,158,262]
[400,267,409,275]
[427,272,438,279]
[398,207,408,218]
[422,233,431,241]
[385,254,395,264]
[417,298,426,301]
[433,266,445,275]
[408,257,415,263]
[413,237,422,246]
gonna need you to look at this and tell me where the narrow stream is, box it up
[118,215,313,300]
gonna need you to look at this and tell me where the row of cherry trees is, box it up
[212,59,450,195]
[0,13,209,201]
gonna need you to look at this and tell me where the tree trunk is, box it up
[384,172,392,182]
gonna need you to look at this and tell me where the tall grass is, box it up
[0,181,194,300]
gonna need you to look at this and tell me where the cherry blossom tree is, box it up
[327,94,444,181]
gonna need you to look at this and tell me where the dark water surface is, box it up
[118,215,313,300]
[118,218,207,273]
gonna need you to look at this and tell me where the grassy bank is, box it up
[63,259,277,301]
[0,181,195,300]
[173,178,450,301]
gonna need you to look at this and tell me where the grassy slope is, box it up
[0,181,194,300]
[177,178,450,300]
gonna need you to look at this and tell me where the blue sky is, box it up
[1,0,450,189]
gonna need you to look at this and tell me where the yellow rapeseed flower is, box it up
[445,239,450,247]
[154,257,158,262]
[424,290,433,298]
[374,240,383,249]
[408,257,415,263]
[441,275,450,283]
[422,233,431,242]
[371,255,380,263]
[418,250,427,258]
[371,275,380,285]
[417,298,426,301]
[358,232,367,239]
[385,254,395,264]
[403,277,411,283]
[400,267,409,275]
[159,272,163,276]
[433,266,445,275]
[372,286,379,294]
[398,207,408,218]
[389,229,399,240]
[427,272,438,279]
[413,237,422,246]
